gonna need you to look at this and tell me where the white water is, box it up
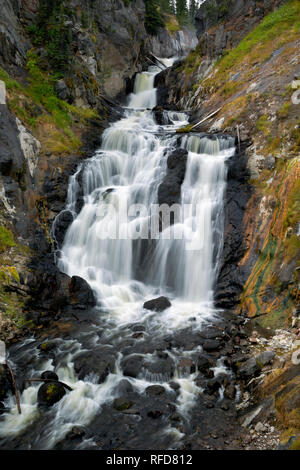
[0,57,235,449]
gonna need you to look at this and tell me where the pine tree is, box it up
[176,0,189,25]
[144,0,165,35]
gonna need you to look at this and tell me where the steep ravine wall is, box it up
[155,0,300,330]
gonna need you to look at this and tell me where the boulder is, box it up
[37,382,66,407]
[203,339,222,352]
[121,355,144,378]
[74,353,113,383]
[238,357,261,379]
[145,385,166,396]
[197,354,211,373]
[41,371,59,381]
[113,397,133,411]
[256,351,275,367]
[143,296,171,312]
[69,275,96,307]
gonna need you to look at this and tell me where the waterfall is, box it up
[0,58,236,450]
[58,66,235,316]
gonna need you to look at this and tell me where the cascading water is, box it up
[0,58,236,450]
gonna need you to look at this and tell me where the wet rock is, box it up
[169,381,180,391]
[157,149,188,211]
[66,426,86,440]
[197,354,211,373]
[224,383,237,400]
[238,357,261,379]
[37,382,66,407]
[117,379,134,395]
[152,106,165,125]
[145,385,165,396]
[74,354,112,383]
[143,296,171,312]
[122,355,144,378]
[41,371,59,381]
[69,275,96,307]
[53,210,74,247]
[203,340,221,352]
[178,358,196,375]
[256,351,275,366]
[147,410,163,419]
[204,378,222,395]
[170,412,181,422]
[113,397,134,412]
[144,355,175,379]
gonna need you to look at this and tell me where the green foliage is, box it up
[176,0,189,25]
[145,0,165,35]
[204,0,232,21]
[0,227,16,253]
[27,0,72,73]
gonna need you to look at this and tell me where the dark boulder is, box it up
[237,357,261,379]
[121,355,144,378]
[152,106,165,125]
[66,426,86,440]
[69,275,96,307]
[143,296,171,312]
[144,355,175,379]
[224,383,237,400]
[145,385,166,396]
[203,340,222,352]
[37,382,66,407]
[197,354,211,373]
[41,371,59,381]
[113,397,134,411]
[53,210,74,247]
[74,353,113,383]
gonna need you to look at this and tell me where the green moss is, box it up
[176,124,193,133]
[0,226,16,253]
[277,102,291,119]
[256,114,271,135]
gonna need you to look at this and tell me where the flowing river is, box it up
[0,58,238,450]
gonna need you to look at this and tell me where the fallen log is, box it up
[190,107,222,130]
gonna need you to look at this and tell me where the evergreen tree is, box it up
[144,0,165,35]
[176,0,189,25]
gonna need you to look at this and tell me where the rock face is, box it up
[158,148,188,209]
[195,0,286,58]
[215,143,252,309]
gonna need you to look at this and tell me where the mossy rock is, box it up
[113,397,133,412]
[37,381,66,407]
